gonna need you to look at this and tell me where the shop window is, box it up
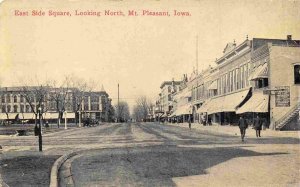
[294,65,300,84]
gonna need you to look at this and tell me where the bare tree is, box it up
[48,77,73,128]
[133,96,153,122]
[18,79,50,152]
[67,75,94,127]
[115,101,130,122]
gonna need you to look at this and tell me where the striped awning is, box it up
[176,105,191,115]
[248,63,268,81]
[208,81,217,90]
[197,89,250,114]
[236,90,269,114]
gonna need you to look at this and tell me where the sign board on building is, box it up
[275,86,290,107]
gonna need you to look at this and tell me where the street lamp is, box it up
[37,106,43,152]
[64,111,67,129]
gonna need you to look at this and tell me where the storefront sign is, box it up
[275,86,290,107]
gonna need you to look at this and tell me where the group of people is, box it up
[238,115,265,142]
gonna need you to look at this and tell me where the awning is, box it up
[236,90,269,114]
[208,81,217,90]
[248,63,268,81]
[0,113,18,120]
[19,113,35,119]
[197,99,211,113]
[0,113,35,120]
[43,112,76,119]
[197,89,250,114]
[182,91,191,98]
[161,113,167,118]
[169,112,176,117]
[176,105,191,115]
[44,113,59,119]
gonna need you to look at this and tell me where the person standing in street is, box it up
[253,115,262,137]
[188,115,191,129]
[238,116,248,142]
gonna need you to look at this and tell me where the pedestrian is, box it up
[188,116,191,129]
[253,115,262,137]
[208,116,212,126]
[238,116,248,142]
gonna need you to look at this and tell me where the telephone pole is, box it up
[196,35,199,75]
[117,83,119,123]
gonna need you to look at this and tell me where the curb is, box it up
[49,150,80,187]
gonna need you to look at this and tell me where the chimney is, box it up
[287,35,292,40]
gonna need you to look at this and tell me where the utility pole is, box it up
[196,35,198,75]
[117,83,119,123]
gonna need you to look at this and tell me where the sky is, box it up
[0,0,299,109]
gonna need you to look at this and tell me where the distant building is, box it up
[155,80,181,120]
[0,86,112,123]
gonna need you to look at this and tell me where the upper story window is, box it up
[168,94,172,101]
[168,86,172,93]
[7,105,11,112]
[20,95,24,102]
[26,105,30,112]
[2,105,6,113]
[1,95,5,103]
[13,105,18,113]
[256,78,269,89]
[13,95,18,103]
[20,105,24,113]
[294,65,300,84]
[6,95,11,103]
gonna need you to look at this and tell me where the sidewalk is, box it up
[166,122,300,138]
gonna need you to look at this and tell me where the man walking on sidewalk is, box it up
[253,115,262,137]
[238,116,248,142]
[188,116,191,129]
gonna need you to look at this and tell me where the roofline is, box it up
[160,81,181,89]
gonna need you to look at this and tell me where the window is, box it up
[26,105,30,112]
[7,105,11,113]
[2,105,6,113]
[91,104,99,110]
[6,95,11,103]
[294,65,300,84]
[13,95,18,103]
[168,86,172,93]
[1,95,5,103]
[20,95,24,103]
[13,105,18,113]
[20,105,24,113]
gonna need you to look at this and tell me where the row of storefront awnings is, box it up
[167,89,269,118]
[197,89,269,115]
[0,112,76,120]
